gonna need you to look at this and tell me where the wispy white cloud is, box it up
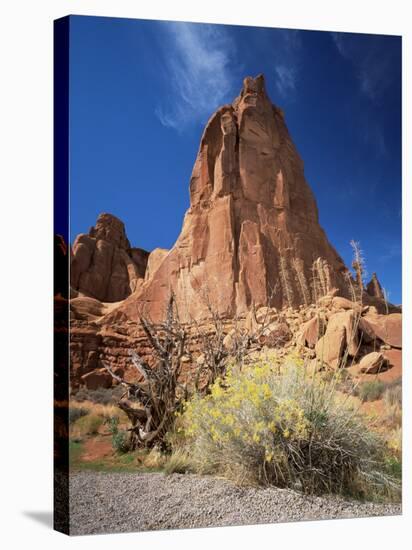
[274,65,296,97]
[273,30,302,100]
[330,32,399,102]
[155,22,237,131]
[331,32,401,157]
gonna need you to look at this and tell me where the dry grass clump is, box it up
[72,414,104,437]
[384,381,402,408]
[140,447,166,470]
[383,381,402,431]
[181,359,400,500]
[70,400,128,423]
[69,400,129,442]
[163,449,195,475]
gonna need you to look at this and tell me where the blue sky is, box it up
[68,16,402,303]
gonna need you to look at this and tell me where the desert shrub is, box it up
[69,406,89,424]
[322,367,354,394]
[106,416,130,454]
[182,361,399,499]
[385,456,402,479]
[75,414,104,435]
[88,388,114,405]
[112,431,130,454]
[72,386,124,405]
[357,380,386,402]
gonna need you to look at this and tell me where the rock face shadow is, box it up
[23,511,53,529]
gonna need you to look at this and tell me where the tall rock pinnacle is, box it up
[109,75,351,322]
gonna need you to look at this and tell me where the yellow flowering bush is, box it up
[181,359,399,498]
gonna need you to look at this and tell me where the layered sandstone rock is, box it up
[70,213,149,302]
[69,290,402,388]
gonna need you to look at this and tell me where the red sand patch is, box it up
[360,399,385,418]
[82,436,113,462]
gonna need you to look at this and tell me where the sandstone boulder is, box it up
[261,322,291,348]
[331,296,364,312]
[359,352,390,374]
[315,327,346,369]
[297,316,324,349]
[358,313,402,349]
[329,310,359,356]
[314,310,359,367]
[81,368,113,390]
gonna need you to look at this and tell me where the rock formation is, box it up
[68,74,401,389]
[70,213,149,302]
[105,74,356,323]
[366,272,384,300]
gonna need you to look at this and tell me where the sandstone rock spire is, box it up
[111,74,351,322]
[366,272,385,300]
[70,213,149,302]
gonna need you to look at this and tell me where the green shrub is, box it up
[385,453,402,478]
[106,416,130,454]
[112,431,130,454]
[182,361,399,499]
[69,406,89,424]
[357,380,386,402]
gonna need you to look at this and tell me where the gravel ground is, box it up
[69,471,401,536]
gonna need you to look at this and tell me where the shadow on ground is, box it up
[23,511,53,529]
